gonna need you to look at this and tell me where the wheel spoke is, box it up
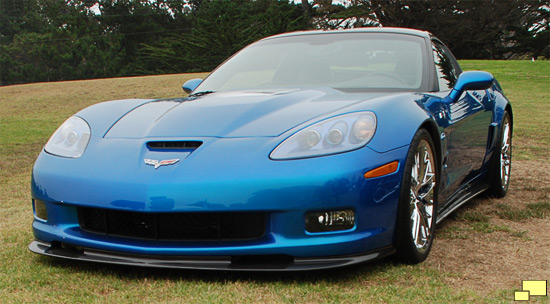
[412,153,420,190]
[411,208,421,246]
[418,174,435,200]
[500,119,512,188]
[411,200,431,247]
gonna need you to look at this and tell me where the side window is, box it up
[432,41,459,91]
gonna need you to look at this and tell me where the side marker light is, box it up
[364,161,399,179]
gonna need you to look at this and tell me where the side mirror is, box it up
[448,71,494,102]
[182,78,203,94]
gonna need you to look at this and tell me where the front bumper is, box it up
[31,136,408,269]
[29,240,394,271]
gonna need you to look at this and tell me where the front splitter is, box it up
[29,240,394,271]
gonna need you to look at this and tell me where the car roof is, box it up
[261,27,432,42]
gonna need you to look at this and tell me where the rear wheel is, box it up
[395,129,438,264]
[486,112,512,198]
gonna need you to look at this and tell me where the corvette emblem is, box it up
[144,158,180,169]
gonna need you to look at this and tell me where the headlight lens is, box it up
[44,116,91,158]
[270,112,376,159]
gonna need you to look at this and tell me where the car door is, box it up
[432,40,493,203]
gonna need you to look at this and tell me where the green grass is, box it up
[496,202,550,221]
[1,61,549,303]
[443,207,530,239]
[457,210,490,223]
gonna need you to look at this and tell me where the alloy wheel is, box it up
[409,139,436,252]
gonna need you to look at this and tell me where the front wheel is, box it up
[395,129,438,264]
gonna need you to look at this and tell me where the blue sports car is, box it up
[30,28,513,271]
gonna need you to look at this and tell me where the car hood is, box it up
[105,88,388,138]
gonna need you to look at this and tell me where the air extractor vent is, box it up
[147,141,202,150]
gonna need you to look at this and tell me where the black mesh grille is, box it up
[77,207,266,242]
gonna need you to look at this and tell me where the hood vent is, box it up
[147,141,202,150]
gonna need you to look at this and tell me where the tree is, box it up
[1,0,547,85]
[506,2,549,59]
[135,0,308,75]
[312,0,377,29]
[1,0,126,84]
[96,0,188,75]
[342,0,548,59]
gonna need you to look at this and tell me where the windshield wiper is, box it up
[188,91,215,97]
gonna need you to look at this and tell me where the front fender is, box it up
[365,95,434,153]
[491,82,513,126]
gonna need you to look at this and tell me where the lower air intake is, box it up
[77,207,266,242]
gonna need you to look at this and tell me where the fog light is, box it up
[305,209,355,233]
[33,199,48,221]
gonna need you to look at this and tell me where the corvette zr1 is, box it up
[29,28,512,271]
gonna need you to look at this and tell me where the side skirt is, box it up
[436,185,489,224]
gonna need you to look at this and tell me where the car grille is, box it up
[77,207,266,242]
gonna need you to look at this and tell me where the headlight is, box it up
[44,116,91,158]
[270,112,376,160]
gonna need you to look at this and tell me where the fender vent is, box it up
[147,141,202,150]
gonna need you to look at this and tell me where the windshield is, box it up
[195,32,428,93]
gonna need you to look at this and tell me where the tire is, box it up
[395,129,438,264]
[486,112,512,198]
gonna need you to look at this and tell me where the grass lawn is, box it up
[0,61,548,303]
